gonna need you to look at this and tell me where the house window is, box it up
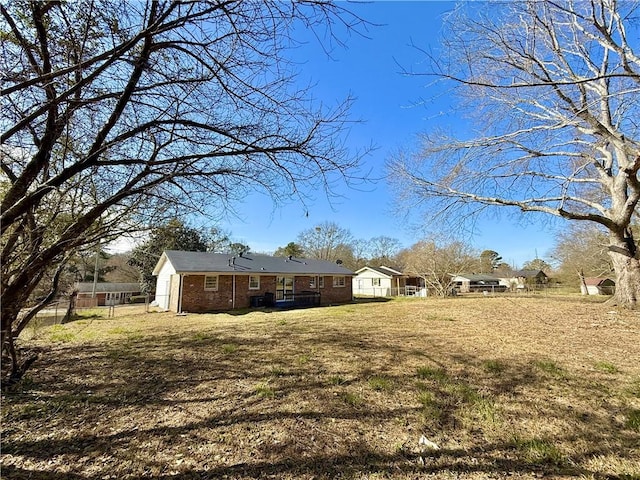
[204,275,218,291]
[333,276,345,288]
[310,276,317,288]
[249,275,260,290]
[319,276,324,288]
[372,278,381,287]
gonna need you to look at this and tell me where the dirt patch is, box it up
[2,296,639,479]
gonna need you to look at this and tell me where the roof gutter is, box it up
[232,274,236,309]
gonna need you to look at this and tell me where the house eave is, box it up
[177,270,354,276]
[152,252,169,276]
[355,265,406,278]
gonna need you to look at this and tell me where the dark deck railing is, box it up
[251,291,320,308]
[279,291,321,307]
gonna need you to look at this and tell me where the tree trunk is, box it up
[1,261,65,385]
[610,255,640,308]
[1,303,23,385]
[63,291,77,323]
[579,269,589,296]
[608,232,640,308]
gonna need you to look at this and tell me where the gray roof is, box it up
[154,251,354,276]
[513,269,547,278]
[495,269,547,279]
[356,265,405,277]
[452,274,501,282]
[585,277,615,286]
[75,282,141,293]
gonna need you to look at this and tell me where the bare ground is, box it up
[2,295,639,479]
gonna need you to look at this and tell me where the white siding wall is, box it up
[155,260,175,310]
[353,270,393,297]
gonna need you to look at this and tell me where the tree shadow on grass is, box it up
[214,297,393,317]
[2,440,630,480]
[3,321,638,479]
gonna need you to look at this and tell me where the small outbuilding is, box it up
[153,250,355,312]
[582,277,616,295]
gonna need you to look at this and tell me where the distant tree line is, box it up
[78,218,627,299]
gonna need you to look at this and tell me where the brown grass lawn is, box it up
[2,295,639,479]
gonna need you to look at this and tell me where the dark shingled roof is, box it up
[584,277,615,286]
[512,269,547,278]
[453,274,502,281]
[356,266,405,277]
[154,251,354,276]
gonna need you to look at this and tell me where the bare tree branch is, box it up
[1,0,371,382]
[388,0,640,307]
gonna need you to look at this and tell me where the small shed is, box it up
[582,277,616,295]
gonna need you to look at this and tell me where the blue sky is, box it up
[218,2,557,267]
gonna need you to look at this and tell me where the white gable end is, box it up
[155,256,177,310]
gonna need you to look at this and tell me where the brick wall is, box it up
[292,275,353,305]
[319,275,353,305]
[294,276,314,293]
[179,274,352,312]
[181,274,233,312]
[180,274,277,312]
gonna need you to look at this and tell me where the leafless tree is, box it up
[349,237,371,268]
[388,0,640,307]
[0,0,368,383]
[397,239,478,297]
[520,258,553,274]
[551,222,615,290]
[296,221,354,262]
[367,235,402,265]
[103,254,141,284]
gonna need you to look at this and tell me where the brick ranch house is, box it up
[153,250,355,312]
[74,282,142,307]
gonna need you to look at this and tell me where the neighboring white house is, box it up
[353,266,426,297]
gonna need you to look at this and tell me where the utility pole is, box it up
[91,244,99,298]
